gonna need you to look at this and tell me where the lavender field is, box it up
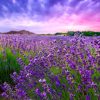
[0,34,99,100]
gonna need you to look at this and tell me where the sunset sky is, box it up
[0,0,100,34]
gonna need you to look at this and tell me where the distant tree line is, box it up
[81,31,100,36]
[55,31,100,36]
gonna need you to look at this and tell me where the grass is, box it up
[0,48,20,84]
[50,66,62,75]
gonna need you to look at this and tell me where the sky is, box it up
[0,0,100,34]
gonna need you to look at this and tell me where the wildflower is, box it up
[86,95,91,100]
[1,92,8,98]
[41,91,46,97]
